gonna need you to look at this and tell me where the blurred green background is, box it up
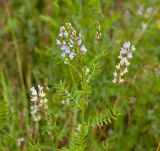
[0,0,160,150]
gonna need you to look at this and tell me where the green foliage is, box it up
[0,100,9,128]
[59,125,89,151]
[89,107,119,127]
[87,50,107,82]
[0,0,160,150]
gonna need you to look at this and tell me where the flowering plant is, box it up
[113,41,136,83]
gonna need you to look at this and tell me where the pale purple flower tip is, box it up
[77,38,82,46]
[80,45,87,54]
[64,31,68,37]
[70,39,74,44]
[123,41,130,50]
[61,44,70,54]
[121,48,127,54]
[127,53,132,59]
[59,26,68,37]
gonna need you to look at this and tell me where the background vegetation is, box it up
[0,0,160,150]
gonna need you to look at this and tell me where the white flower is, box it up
[127,53,132,59]
[119,77,124,83]
[120,57,130,66]
[39,98,48,106]
[34,115,41,122]
[56,39,61,45]
[113,71,117,77]
[120,57,128,66]
[38,84,43,90]
[112,78,116,84]
[76,124,81,131]
[116,64,121,69]
[30,87,37,96]
[123,68,128,74]
[80,45,87,54]
[30,85,48,122]
[70,39,74,44]
[31,105,39,115]
[31,96,38,102]
[120,72,124,76]
[44,98,48,103]
[69,51,76,60]
[38,85,46,97]
[17,137,24,146]
[39,91,46,97]
[120,48,127,54]
[125,61,130,66]
[61,99,70,105]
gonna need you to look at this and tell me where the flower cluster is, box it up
[96,21,101,41]
[56,23,87,63]
[113,41,136,83]
[30,85,48,122]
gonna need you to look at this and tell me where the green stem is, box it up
[81,95,85,132]
[80,56,85,137]
[81,83,85,150]
[69,65,76,89]
[68,65,78,137]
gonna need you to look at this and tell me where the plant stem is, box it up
[69,65,76,89]
[81,82,85,150]
[81,95,85,132]
[80,56,85,136]
[68,65,78,137]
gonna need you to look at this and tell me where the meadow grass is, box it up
[0,0,160,150]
